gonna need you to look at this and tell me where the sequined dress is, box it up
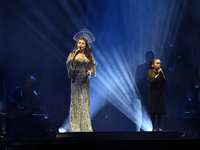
[66,53,96,132]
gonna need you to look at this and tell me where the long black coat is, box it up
[148,71,167,114]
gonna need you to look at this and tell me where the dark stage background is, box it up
[0,0,200,137]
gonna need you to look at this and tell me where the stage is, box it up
[56,131,186,140]
[1,131,200,150]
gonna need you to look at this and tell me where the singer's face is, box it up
[152,59,161,70]
[77,39,86,52]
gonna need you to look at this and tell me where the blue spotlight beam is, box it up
[7,3,67,63]
[90,0,187,131]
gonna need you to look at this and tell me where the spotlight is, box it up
[58,127,66,133]
[147,127,153,131]
[195,78,200,89]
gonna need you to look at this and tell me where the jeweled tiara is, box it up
[73,28,95,43]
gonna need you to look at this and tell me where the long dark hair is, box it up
[70,37,95,68]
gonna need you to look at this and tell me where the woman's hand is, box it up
[158,68,166,79]
[158,68,162,73]
[87,70,92,76]
[71,48,81,62]
[74,48,81,55]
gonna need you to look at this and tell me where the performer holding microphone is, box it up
[147,59,167,131]
[70,46,93,76]
[66,28,97,132]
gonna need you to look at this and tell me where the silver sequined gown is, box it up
[66,54,96,132]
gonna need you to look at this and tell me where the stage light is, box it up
[147,128,153,132]
[58,127,66,133]
[195,78,200,89]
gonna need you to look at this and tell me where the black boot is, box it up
[150,114,156,131]
[158,114,162,131]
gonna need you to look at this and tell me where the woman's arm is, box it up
[66,53,76,78]
[159,68,166,79]
[71,49,81,64]
[87,54,97,76]
[158,68,167,84]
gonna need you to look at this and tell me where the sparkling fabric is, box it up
[66,54,96,132]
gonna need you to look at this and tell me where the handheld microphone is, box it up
[76,47,81,55]
[158,67,163,74]
[78,47,81,53]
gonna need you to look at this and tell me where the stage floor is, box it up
[56,131,186,140]
[1,131,200,150]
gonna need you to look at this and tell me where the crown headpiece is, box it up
[73,28,95,43]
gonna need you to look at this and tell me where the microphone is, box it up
[75,47,81,56]
[77,47,81,54]
[158,67,163,74]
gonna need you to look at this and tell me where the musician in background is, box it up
[7,76,44,140]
